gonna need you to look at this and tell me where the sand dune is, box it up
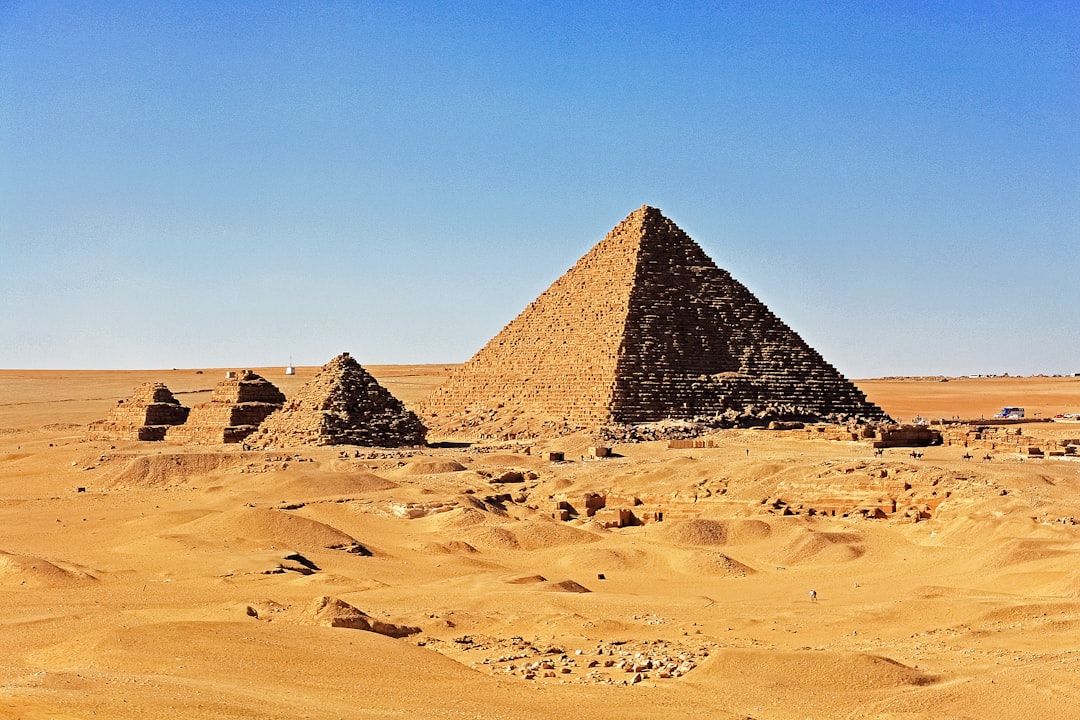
[661,518,772,546]
[168,507,368,554]
[778,529,869,564]
[102,452,241,488]
[1,369,1079,718]
[0,550,98,587]
[401,458,468,475]
[269,470,398,499]
[681,550,756,577]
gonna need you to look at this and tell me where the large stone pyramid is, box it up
[420,206,887,438]
[87,383,190,441]
[252,353,427,447]
[167,371,286,444]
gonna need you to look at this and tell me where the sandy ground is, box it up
[2,368,1080,719]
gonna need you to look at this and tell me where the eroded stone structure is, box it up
[252,353,427,447]
[421,205,888,439]
[166,371,285,444]
[87,383,190,441]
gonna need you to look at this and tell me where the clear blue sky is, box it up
[2,1,1077,377]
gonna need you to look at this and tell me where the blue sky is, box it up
[2,1,1077,376]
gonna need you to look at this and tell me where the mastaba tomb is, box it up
[420,205,889,439]
[87,383,190,441]
[166,371,285,444]
[252,353,427,447]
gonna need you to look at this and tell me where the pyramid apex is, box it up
[330,352,358,368]
[624,205,673,232]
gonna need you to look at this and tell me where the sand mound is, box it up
[434,516,593,552]
[728,519,773,543]
[698,648,934,692]
[0,551,98,587]
[104,452,240,488]
[684,550,756,577]
[986,538,1073,568]
[171,507,368,553]
[273,471,398,499]
[561,547,649,572]
[402,459,467,475]
[444,539,479,554]
[230,598,288,620]
[423,540,479,555]
[549,579,591,593]
[512,519,600,551]
[932,511,1062,545]
[506,574,547,584]
[301,596,421,637]
[461,526,521,551]
[780,530,866,564]
[481,454,533,466]
[662,518,771,546]
[664,519,728,545]
[973,602,1080,628]
[433,507,491,529]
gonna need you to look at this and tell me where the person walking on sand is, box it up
[809,589,817,602]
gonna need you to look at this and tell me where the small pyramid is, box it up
[167,371,285,444]
[252,353,427,447]
[420,206,887,439]
[86,383,190,441]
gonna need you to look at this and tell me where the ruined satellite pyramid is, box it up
[86,383,190,441]
[421,205,887,438]
[252,353,427,447]
[166,371,286,444]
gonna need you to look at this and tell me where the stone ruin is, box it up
[420,205,889,439]
[86,383,190,441]
[166,371,286,444]
[251,352,427,448]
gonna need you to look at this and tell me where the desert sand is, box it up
[2,367,1080,719]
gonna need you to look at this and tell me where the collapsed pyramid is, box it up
[87,383,190,441]
[252,353,427,447]
[167,371,285,444]
[421,206,887,438]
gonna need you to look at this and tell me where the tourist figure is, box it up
[809,589,817,602]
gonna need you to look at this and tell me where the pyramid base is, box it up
[425,404,890,443]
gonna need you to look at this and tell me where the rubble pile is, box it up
[425,635,714,685]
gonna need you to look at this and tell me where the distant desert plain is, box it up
[2,366,1080,719]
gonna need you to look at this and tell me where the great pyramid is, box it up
[86,383,190,441]
[166,371,285,444]
[420,205,888,439]
[251,353,427,448]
